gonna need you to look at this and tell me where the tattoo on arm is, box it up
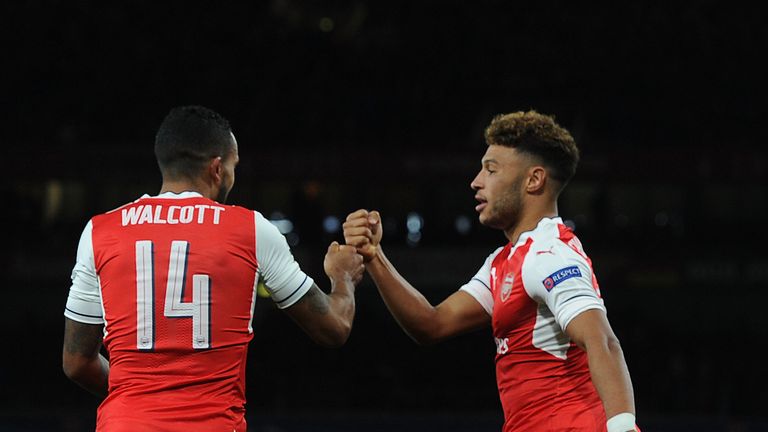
[63,318,109,397]
[295,285,330,315]
[64,318,104,357]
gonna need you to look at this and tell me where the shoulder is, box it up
[210,202,256,223]
[102,197,145,215]
[252,210,268,222]
[487,245,506,264]
[254,212,292,254]
[487,243,513,268]
[472,245,506,282]
[521,225,590,283]
[91,198,142,225]
[525,220,589,259]
[223,203,255,215]
[254,211,281,235]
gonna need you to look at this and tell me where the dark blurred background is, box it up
[2,1,767,431]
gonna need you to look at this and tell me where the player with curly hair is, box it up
[344,111,639,432]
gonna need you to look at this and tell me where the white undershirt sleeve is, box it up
[255,212,314,309]
[64,220,105,325]
[458,247,504,316]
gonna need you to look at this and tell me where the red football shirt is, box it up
[460,217,607,431]
[65,192,314,431]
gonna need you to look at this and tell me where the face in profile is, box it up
[470,145,528,231]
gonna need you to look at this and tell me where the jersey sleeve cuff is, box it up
[64,309,104,325]
[272,274,314,309]
[559,300,606,331]
[459,281,493,316]
[64,296,104,324]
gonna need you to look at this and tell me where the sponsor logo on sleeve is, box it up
[535,246,555,255]
[542,266,582,291]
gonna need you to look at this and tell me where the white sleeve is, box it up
[255,212,314,309]
[64,220,104,325]
[522,241,605,331]
[458,247,504,316]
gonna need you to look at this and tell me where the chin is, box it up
[478,214,496,229]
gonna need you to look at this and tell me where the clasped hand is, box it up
[342,209,382,262]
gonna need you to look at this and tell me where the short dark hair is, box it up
[484,110,579,187]
[154,105,234,179]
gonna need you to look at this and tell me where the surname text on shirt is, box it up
[121,204,225,226]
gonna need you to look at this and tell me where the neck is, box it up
[503,200,558,244]
[159,178,212,199]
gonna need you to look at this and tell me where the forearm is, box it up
[586,338,635,419]
[62,318,109,398]
[287,282,356,348]
[366,248,439,343]
[65,353,109,398]
[326,277,356,338]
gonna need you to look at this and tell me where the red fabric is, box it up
[491,225,606,431]
[92,197,258,431]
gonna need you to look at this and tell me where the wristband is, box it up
[606,412,638,432]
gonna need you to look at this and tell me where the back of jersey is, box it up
[92,194,258,431]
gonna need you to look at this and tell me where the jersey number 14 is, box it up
[135,240,211,351]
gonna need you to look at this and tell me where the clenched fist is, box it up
[343,209,382,262]
[323,241,365,284]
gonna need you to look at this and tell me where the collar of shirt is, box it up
[141,191,204,199]
[513,216,563,247]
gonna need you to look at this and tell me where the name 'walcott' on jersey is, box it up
[65,192,314,432]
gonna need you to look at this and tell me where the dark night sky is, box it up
[5,2,764,151]
[2,1,767,430]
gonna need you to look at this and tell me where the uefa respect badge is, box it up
[542,266,582,291]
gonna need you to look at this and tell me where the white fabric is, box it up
[64,219,104,324]
[253,211,313,309]
[606,412,637,432]
[457,217,605,359]
[458,246,503,315]
[521,222,605,332]
[143,191,203,199]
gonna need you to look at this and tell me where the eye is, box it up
[486,168,496,174]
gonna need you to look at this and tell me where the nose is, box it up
[470,170,483,191]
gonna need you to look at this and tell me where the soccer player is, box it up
[62,105,364,432]
[343,111,639,431]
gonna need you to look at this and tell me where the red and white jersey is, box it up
[64,191,314,432]
[460,217,607,431]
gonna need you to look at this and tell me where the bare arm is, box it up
[366,248,490,344]
[62,317,109,397]
[281,242,362,347]
[345,209,490,345]
[565,309,635,422]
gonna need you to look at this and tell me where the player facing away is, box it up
[343,111,639,432]
[62,105,364,432]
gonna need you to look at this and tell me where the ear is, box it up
[525,166,547,194]
[208,157,223,184]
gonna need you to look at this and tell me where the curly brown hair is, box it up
[484,110,579,186]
